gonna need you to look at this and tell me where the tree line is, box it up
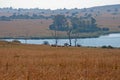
[0,14,53,21]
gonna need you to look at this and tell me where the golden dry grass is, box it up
[0,19,53,38]
[0,19,67,38]
[96,14,120,31]
[0,43,120,80]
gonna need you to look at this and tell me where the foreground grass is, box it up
[0,43,120,80]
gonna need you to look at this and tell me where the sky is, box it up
[0,0,120,10]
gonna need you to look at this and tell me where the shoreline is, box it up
[0,32,120,40]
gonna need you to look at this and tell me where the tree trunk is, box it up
[67,30,72,46]
[68,33,72,46]
[54,28,58,46]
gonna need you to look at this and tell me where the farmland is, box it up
[0,42,120,80]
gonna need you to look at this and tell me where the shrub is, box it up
[101,45,107,48]
[12,40,21,44]
[43,41,49,45]
[102,28,109,31]
[64,43,69,47]
[51,44,57,47]
[101,45,114,49]
[77,44,81,47]
[108,45,114,49]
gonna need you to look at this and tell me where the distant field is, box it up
[0,43,120,80]
[0,14,120,38]
[0,4,120,38]
[96,14,120,31]
[0,19,53,38]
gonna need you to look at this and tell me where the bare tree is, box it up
[54,27,58,46]
[67,27,72,46]
[51,28,59,46]
[74,33,79,47]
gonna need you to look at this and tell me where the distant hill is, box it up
[0,4,120,38]
[0,4,120,16]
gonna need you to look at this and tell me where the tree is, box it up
[90,17,97,28]
[70,17,80,29]
[90,9,94,12]
[82,8,87,12]
[49,15,67,46]
[70,17,82,46]
[70,16,102,46]
[66,24,72,46]
[115,8,118,12]
[107,9,111,12]
[73,31,79,47]
[49,15,67,31]
[0,16,11,21]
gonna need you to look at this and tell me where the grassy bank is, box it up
[1,31,120,39]
[0,43,120,80]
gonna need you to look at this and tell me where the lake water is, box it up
[2,33,120,47]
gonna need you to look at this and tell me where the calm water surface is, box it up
[3,33,120,47]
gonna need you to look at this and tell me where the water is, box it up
[2,33,120,47]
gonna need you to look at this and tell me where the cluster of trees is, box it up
[50,15,109,32]
[0,14,53,21]
[49,15,68,31]
[0,16,11,21]
[70,17,101,33]
[49,15,109,46]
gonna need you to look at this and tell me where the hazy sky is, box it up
[0,0,120,9]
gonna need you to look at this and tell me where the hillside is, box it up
[0,4,120,38]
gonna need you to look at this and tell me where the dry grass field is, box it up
[0,19,53,38]
[96,14,120,31]
[0,19,67,38]
[0,42,120,80]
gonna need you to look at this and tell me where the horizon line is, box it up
[0,4,120,10]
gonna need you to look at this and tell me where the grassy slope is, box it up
[0,19,67,38]
[0,43,120,80]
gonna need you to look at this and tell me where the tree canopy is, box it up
[49,15,68,31]
[49,14,109,33]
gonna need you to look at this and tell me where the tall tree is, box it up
[66,22,73,46]
[53,15,67,31]
[49,15,67,45]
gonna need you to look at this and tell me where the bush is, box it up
[51,44,57,47]
[101,45,107,48]
[77,44,81,47]
[64,43,69,46]
[108,45,114,49]
[101,45,114,49]
[102,28,109,31]
[43,41,49,45]
[12,40,21,44]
